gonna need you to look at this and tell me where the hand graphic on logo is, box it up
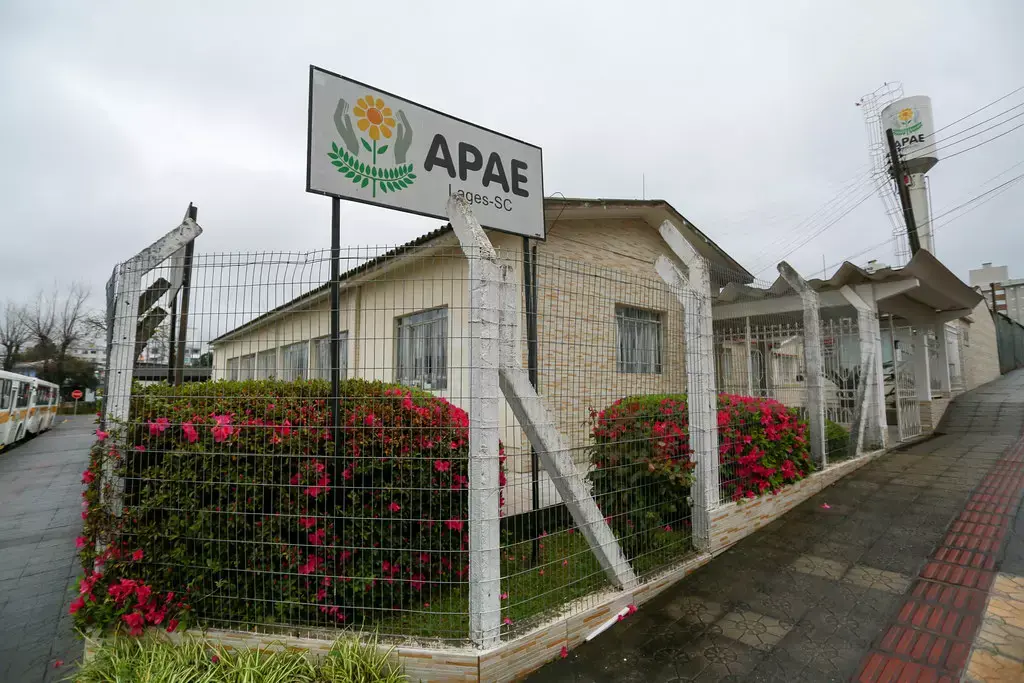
[394,110,413,164]
[333,99,360,156]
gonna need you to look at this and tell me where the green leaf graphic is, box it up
[361,138,372,153]
[377,145,388,155]
[361,178,369,188]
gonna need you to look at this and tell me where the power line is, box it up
[821,169,1024,272]
[942,120,1024,161]
[927,85,1024,137]
[912,104,1024,156]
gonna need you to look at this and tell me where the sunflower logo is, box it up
[353,95,396,141]
[329,94,416,198]
[897,107,915,123]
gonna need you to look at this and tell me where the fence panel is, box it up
[498,249,694,636]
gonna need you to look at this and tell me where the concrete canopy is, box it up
[713,250,983,325]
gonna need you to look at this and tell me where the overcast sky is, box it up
[2,1,1023,312]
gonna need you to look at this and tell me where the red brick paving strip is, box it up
[854,439,1024,682]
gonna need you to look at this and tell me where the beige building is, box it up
[209,199,752,501]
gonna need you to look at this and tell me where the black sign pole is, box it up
[330,198,341,455]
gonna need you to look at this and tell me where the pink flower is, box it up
[562,560,569,567]
[95,430,108,441]
[211,655,220,664]
[132,549,144,561]
[122,611,146,636]
[433,459,452,473]
[539,569,545,576]
[148,417,170,436]
[560,646,568,659]
[309,528,326,546]
[503,617,513,626]
[182,422,199,443]
[166,619,180,633]
[81,511,88,520]
[821,503,832,510]
[299,517,317,529]
[75,536,87,549]
[388,501,401,513]
[81,470,95,485]
[69,596,85,614]
[445,518,464,532]
[627,604,637,615]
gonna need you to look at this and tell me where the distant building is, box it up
[969,262,1024,324]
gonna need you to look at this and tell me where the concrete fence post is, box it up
[103,217,202,511]
[778,262,827,468]
[447,196,503,648]
[657,220,721,551]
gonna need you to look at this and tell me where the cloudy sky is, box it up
[2,0,1023,312]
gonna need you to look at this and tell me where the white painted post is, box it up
[103,217,202,510]
[657,220,721,549]
[843,285,887,451]
[446,196,502,648]
[913,327,933,401]
[496,267,637,590]
[744,316,754,396]
[933,323,952,395]
[778,262,827,468]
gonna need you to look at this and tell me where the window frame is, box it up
[281,341,309,381]
[0,379,11,410]
[239,354,256,380]
[615,304,664,375]
[16,382,30,408]
[395,306,448,390]
[226,357,240,381]
[256,349,277,379]
[312,333,348,380]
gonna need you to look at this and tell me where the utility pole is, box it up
[886,129,921,255]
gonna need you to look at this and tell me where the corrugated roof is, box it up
[212,198,750,344]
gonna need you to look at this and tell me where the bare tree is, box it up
[0,301,30,370]
[22,283,92,384]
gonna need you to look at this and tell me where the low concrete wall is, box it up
[708,448,887,554]
[920,397,951,434]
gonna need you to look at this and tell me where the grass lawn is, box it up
[375,525,694,641]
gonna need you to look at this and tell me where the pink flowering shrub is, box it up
[78,378,504,632]
[588,393,813,555]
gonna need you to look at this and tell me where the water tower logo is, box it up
[893,107,923,135]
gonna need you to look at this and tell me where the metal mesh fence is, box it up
[498,249,693,635]
[89,225,895,648]
[95,240,708,644]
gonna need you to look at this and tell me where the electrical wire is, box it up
[941,120,1024,161]
[820,170,1024,273]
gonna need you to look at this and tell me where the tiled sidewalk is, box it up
[530,370,1024,682]
[0,416,94,682]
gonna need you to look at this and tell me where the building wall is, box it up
[209,217,697,474]
[960,299,1001,390]
[532,217,689,458]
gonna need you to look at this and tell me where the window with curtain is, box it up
[227,357,240,381]
[396,307,447,389]
[239,354,255,380]
[281,342,309,381]
[256,349,276,379]
[312,333,348,380]
[616,305,663,374]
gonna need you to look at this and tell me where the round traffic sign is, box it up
[71,389,84,400]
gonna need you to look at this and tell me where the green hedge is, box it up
[588,393,815,555]
[76,378,502,634]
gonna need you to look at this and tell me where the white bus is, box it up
[0,370,60,449]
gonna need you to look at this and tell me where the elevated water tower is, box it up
[881,96,938,254]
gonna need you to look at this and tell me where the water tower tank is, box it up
[881,95,937,173]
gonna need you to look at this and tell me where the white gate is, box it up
[889,319,922,441]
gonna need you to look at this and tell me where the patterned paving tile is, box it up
[716,610,793,651]
[964,648,1024,683]
[843,565,914,594]
[790,554,848,580]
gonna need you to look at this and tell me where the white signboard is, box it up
[307,66,545,239]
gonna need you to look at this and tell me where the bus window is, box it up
[16,383,30,408]
[0,380,10,410]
